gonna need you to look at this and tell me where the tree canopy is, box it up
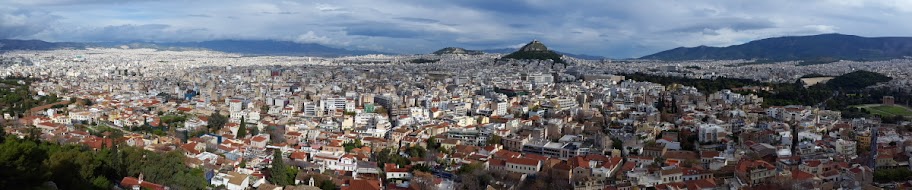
[207,112,228,132]
[0,137,207,189]
[269,150,297,186]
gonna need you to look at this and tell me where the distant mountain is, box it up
[149,40,388,56]
[502,40,565,63]
[0,39,86,51]
[641,33,912,61]
[433,47,483,55]
[1,39,388,57]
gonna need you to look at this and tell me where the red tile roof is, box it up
[291,152,308,160]
[602,157,623,169]
[385,163,409,173]
[180,143,201,155]
[120,177,166,190]
[737,159,775,173]
[488,158,506,166]
[791,169,815,181]
[685,178,717,190]
[524,153,549,161]
[251,136,268,142]
[568,156,590,168]
[621,162,636,171]
[506,157,540,166]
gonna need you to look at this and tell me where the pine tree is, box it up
[237,117,247,138]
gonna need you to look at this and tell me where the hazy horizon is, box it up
[3,0,912,58]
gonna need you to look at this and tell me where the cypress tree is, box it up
[237,117,247,138]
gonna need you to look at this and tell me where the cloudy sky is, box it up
[2,0,912,58]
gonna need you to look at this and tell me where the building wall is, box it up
[506,163,540,174]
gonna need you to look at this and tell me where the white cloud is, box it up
[0,7,59,39]
[295,31,347,46]
[3,0,912,57]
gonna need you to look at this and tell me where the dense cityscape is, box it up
[0,39,911,190]
[5,1,912,190]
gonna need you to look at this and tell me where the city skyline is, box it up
[3,2,912,188]
[3,0,912,58]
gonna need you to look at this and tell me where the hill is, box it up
[825,70,892,90]
[433,47,484,55]
[502,40,564,63]
[145,40,388,56]
[0,39,86,51]
[1,39,388,57]
[641,33,912,61]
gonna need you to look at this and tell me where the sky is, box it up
[2,0,912,58]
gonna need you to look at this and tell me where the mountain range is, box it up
[6,33,912,61]
[0,39,87,51]
[432,47,484,55]
[0,39,387,57]
[641,33,912,61]
[0,38,609,59]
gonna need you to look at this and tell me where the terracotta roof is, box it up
[180,143,201,154]
[251,136,268,142]
[568,156,590,168]
[385,163,409,173]
[737,160,775,173]
[291,152,308,160]
[524,154,549,161]
[820,170,840,178]
[602,157,623,169]
[791,169,815,181]
[506,157,540,166]
[621,162,636,171]
[660,168,683,176]
[120,177,166,190]
[655,182,686,190]
[685,178,717,190]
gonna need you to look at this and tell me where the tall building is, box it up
[494,102,509,116]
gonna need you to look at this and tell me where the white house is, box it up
[210,171,249,190]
